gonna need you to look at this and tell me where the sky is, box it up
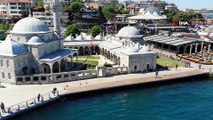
[119,0,213,10]
[164,0,213,10]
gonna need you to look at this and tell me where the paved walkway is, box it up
[0,68,204,108]
[65,68,207,94]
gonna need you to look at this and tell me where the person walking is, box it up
[37,94,41,102]
[155,71,159,78]
[176,64,178,71]
[52,87,57,96]
[0,102,6,113]
[198,64,202,69]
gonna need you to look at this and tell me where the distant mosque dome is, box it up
[117,26,142,38]
[27,36,44,45]
[10,17,50,34]
[0,36,28,56]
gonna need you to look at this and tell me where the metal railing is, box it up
[0,90,59,118]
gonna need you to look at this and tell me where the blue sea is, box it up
[16,77,213,120]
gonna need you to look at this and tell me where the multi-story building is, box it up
[0,0,33,22]
[137,0,167,13]
[98,0,119,6]
[76,5,105,31]
[165,3,177,11]
[33,11,69,27]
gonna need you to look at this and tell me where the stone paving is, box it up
[65,68,207,94]
[0,67,204,109]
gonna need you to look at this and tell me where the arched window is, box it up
[2,72,5,78]
[8,73,11,79]
[6,60,9,67]
[0,60,3,67]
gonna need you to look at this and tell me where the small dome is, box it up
[139,46,150,53]
[10,17,50,34]
[64,35,74,41]
[27,36,44,45]
[75,35,83,40]
[117,26,142,38]
[85,35,93,40]
[126,46,139,53]
[0,36,28,56]
[94,34,101,40]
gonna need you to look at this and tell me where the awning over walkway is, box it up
[144,35,198,46]
[39,49,77,63]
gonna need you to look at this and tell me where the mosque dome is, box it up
[117,26,142,38]
[126,46,139,53]
[85,35,93,40]
[94,34,101,40]
[27,36,44,45]
[0,36,28,56]
[10,17,50,34]
[139,46,150,53]
[75,35,83,40]
[64,35,74,41]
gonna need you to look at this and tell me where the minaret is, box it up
[52,0,61,38]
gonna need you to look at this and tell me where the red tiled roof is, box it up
[0,0,32,3]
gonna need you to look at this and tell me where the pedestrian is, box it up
[198,64,202,69]
[176,64,178,70]
[52,87,57,96]
[155,71,159,78]
[64,85,69,90]
[37,94,41,102]
[0,102,6,113]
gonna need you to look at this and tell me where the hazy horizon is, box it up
[119,0,213,10]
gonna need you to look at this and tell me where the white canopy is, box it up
[128,11,167,20]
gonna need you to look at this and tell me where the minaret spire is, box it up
[52,0,61,38]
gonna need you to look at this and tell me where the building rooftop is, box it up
[0,36,28,56]
[117,26,142,38]
[10,17,50,34]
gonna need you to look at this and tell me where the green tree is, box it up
[45,5,51,11]
[64,24,80,37]
[165,10,178,21]
[36,0,43,8]
[171,10,204,21]
[70,1,84,13]
[62,6,71,12]
[119,9,129,14]
[0,24,12,35]
[102,4,119,19]
[89,25,102,37]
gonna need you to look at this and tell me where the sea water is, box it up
[16,78,213,120]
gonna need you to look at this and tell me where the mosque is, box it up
[0,0,157,84]
[64,25,157,73]
[0,0,77,84]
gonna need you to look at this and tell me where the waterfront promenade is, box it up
[65,68,208,94]
[0,67,208,119]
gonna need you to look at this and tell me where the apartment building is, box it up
[33,11,69,27]
[0,0,33,22]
